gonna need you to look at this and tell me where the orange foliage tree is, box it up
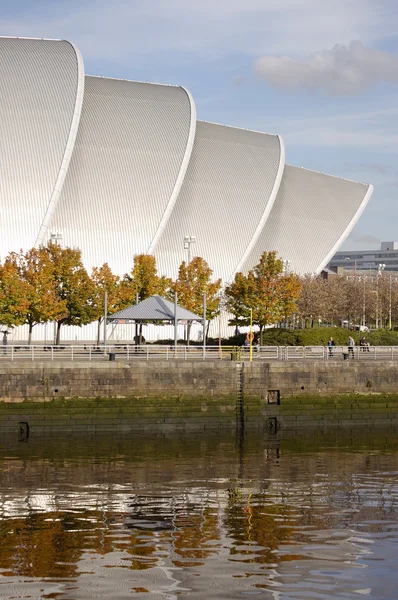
[91,263,121,344]
[46,243,96,344]
[8,247,68,344]
[0,257,29,328]
[173,257,221,344]
[225,251,302,344]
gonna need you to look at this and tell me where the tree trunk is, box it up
[139,323,143,345]
[96,318,102,346]
[56,321,62,345]
[28,322,34,345]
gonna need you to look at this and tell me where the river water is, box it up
[0,428,397,599]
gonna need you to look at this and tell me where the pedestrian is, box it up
[348,335,355,358]
[328,337,335,357]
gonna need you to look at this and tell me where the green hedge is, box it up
[227,327,398,347]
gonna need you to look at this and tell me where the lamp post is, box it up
[389,274,392,330]
[49,232,63,344]
[49,231,63,246]
[183,236,196,343]
[389,275,398,330]
[183,235,196,265]
[376,263,385,329]
[282,259,291,274]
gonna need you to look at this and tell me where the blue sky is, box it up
[2,0,398,250]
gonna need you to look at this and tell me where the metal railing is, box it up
[1,344,398,362]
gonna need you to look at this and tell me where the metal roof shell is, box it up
[242,164,373,276]
[51,74,196,275]
[0,36,84,257]
[155,120,284,283]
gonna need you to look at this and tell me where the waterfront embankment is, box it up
[1,360,398,433]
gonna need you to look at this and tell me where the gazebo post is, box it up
[103,291,108,354]
[135,293,139,345]
[203,293,207,361]
[174,292,178,357]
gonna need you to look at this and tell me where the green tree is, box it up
[0,257,29,327]
[46,243,96,344]
[173,257,221,344]
[225,251,302,344]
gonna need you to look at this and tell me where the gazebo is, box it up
[107,294,204,346]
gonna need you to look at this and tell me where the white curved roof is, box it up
[155,121,284,282]
[51,75,195,274]
[242,165,373,275]
[0,36,83,259]
[0,36,374,292]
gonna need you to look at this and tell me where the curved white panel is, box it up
[51,76,194,274]
[35,41,85,246]
[242,165,373,276]
[155,121,283,283]
[147,86,196,254]
[0,36,82,259]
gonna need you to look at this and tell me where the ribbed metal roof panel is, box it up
[51,75,195,274]
[242,165,373,275]
[155,121,283,283]
[0,36,82,259]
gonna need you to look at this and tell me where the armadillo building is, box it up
[0,36,373,340]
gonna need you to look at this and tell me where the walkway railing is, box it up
[1,344,398,362]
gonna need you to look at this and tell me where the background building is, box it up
[328,242,398,273]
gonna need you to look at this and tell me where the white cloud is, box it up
[255,41,398,95]
[0,0,394,65]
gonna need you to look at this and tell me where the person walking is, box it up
[328,337,335,357]
[348,335,355,358]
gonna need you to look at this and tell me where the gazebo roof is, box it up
[108,295,202,322]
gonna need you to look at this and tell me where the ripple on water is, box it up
[0,430,398,598]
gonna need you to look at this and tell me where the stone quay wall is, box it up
[0,360,398,433]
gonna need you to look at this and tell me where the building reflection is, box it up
[0,431,397,598]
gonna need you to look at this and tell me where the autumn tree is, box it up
[173,257,222,344]
[8,247,67,344]
[91,264,121,344]
[225,251,301,344]
[46,243,96,344]
[120,254,173,343]
[0,257,29,328]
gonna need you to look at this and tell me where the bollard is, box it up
[108,352,116,362]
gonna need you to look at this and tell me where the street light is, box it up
[49,232,63,344]
[183,235,196,265]
[183,236,196,343]
[388,274,398,330]
[362,276,366,328]
[376,264,385,329]
[282,259,291,274]
[49,231,63,246]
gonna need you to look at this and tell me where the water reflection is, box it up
[0,429,397,598]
